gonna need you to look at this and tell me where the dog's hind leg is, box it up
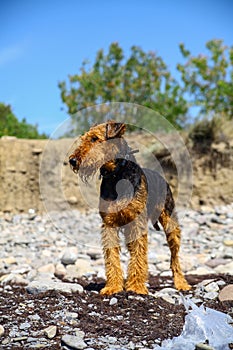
[159,209,191,291]
[100,224,124,295]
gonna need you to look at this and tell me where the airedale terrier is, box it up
[69,121,191,295]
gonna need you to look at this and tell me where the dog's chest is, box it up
[99,160,142,202]
[99,162,148,227]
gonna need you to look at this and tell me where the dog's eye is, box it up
[91,136,98,143]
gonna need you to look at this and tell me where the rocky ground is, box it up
[0,204,233,349]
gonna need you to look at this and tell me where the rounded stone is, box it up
[68,196,78,205]
[61,247,79,265]
[61,334,87,349]
[109,297,118,306]
[214,261,233,274]
[0,325,5,337]
[55,263,67,278]
[223,239,233,247]
[218,284,233,302]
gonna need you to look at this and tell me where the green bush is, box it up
[0,103,47,139]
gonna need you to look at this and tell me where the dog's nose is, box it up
[69,158,77,167]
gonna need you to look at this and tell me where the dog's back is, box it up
[143,168,176,227]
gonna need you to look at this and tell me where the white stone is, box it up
[96,269,106,279]
[155,288,178,296]
[0,325,5,337]
[154,288,180,304]
[26,279,83,295]
[65,258,95,278]
[188,267,215,275]
[204,291,219,300]
[55,263,67,278]
[196,279,215,288]
[159,270,172,277]
[44,325,57,339]
[109,297,118,305]
[61,334,87,349]
[204,282,219,293]
[65,311,79,320]
[214,261,233,275]
[68,196,78,205]
[61,247,79,265]
[0,273,28,285]
[156,261,170,271]
[74,329,85,339]
[38,263,55,274]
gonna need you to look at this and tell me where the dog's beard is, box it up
[78,154,108,183]
[78,163,99,183]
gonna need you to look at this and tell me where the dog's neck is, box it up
[99,149,142,202]
[100,147,139,179]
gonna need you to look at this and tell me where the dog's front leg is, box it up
[124,217,149,294]
[100,224,124,295]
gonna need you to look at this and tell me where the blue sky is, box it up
[0,0,232,135]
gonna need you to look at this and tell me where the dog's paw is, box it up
[100,286,123,295]
[125,284,148,295]
[174,276,191,291]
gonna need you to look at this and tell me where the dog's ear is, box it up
[106,121,126,139]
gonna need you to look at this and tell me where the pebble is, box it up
[154,288,180,305]
[44,325,57,339]
[223,239,233,247]
[218,284,233,302]
[109,297,118,306]
[0,205,233,349]
[75,330,85,339]
[38,263,55,274]
[204,282,219,293]
[26,279,84,294]
[55,263,67,278]
[214,261,233,274]
[61,246,79,265]
[203,291,219,300]
[66,259,95,279]
[0,325,5,337]
[19,322,31,330]
[61,334,87,349]
[205,257,231,268]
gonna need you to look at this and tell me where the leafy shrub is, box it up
[0,103,47,139]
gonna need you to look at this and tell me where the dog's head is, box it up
[69,121,126,181]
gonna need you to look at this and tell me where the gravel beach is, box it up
[0,204,233,349]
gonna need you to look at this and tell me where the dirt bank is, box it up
[0,134,232,214]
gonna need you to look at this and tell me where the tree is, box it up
[59,42,188,132]
[0,103,47,139]
[177,39,233,119]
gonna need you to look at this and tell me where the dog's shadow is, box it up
[84,281,105,292]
